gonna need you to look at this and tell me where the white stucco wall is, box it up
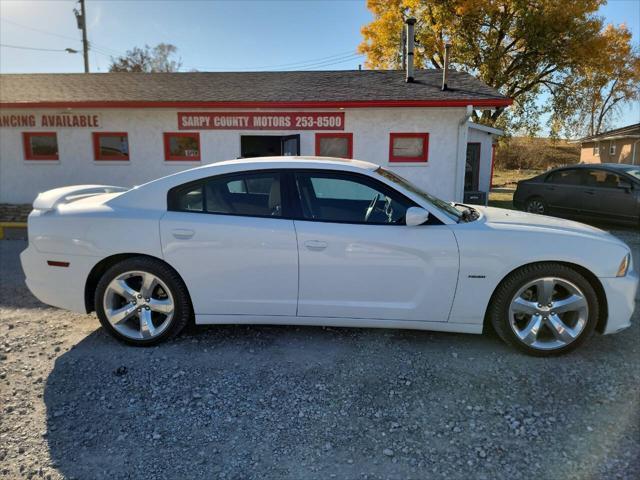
[0,107,467,204]
[467,126,497,193]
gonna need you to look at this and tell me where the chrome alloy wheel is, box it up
[103,270,175,340]
[526,199,545,214]
[508,277,589,351]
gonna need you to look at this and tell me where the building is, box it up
[577,123,640,165]
[0,70,510,204]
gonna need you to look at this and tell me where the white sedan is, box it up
[21,157,637,356]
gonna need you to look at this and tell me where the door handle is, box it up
[304,240,328,251]
[171,228,195,239]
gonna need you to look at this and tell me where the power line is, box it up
[0,16,126,59]
[300,56,365,71]
[182,52,364,72]
[0,43,74,52]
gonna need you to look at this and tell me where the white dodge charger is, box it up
[20,157,637,356]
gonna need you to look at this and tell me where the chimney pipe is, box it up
[405,18,416,83]
[442,43,451,91]
[401,26,407,71]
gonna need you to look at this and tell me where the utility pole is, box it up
[74,0,89,73]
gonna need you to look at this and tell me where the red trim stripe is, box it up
[0,99,513,110]
[47,260,70,267]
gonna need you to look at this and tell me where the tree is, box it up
[109,43,182,73]
[358,0,637,135]
[550,25,640,138]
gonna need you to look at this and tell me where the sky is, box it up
[0,0,638,132]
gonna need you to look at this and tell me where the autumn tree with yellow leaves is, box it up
[359,0,639,136]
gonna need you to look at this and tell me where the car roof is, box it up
[191,156,378,172]
[109,156,380,210]
[550,163,634,171]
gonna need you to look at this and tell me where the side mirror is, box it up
[405,207,430,226]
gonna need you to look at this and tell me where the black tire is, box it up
[488,263,599,357]
[525,196,547,215]
[95,256,191,346]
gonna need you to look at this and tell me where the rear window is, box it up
[546,169,584,185]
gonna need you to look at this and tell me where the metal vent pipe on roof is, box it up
[442,43,451,91]
[405,18,416,83]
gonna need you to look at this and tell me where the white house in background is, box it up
[0,70,510,204]
[466,122,504,202]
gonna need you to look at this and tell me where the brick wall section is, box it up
[0,204,31,222]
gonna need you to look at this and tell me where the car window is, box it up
[169,172,282,217]
[583,169,624,188]
[295,172,410,224]
[546,169,584,186]
[174,184,204,212]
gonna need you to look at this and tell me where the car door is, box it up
[543,168,586,216]
[160,170,298,316]
[581,169,639,223]
[292,170,459,322]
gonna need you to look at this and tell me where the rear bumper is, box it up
[20,245,98,313]
[600,269,638,335]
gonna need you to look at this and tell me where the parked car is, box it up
[21,157,637,356]
[513,163,640,226]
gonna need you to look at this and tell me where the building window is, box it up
[23,132,59,160]
[609,142,616,156]
[389,133,429,162]
[164,132,201,161]
[593,143,599,156]
[315,133,353,159]
[93,132,129,161]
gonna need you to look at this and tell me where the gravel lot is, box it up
[1,227,639,480]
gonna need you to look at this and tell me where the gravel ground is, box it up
[1,227,639,480]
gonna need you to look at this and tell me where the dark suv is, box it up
[513,163,640,226]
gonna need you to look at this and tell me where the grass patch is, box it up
[488,191,515,210]
[492,169,544,189]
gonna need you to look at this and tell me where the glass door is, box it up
[281,135,300,156]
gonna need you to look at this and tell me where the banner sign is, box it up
[178,112,344,131]
[0,113,100,128]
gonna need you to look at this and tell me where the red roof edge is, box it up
[0,99,513,109]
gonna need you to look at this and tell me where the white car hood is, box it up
[474,206,623,245]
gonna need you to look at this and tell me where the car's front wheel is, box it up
[95,257,191,346]
[489,263,599,356]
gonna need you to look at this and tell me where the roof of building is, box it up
[578,123,640,142]
[467,121,504,136]
[0,70,511,108]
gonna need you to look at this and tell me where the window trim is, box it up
[389,132,429,163]
[93,131,129,161]
[593,142,600,156]
[22,132,59,161]
[166,168,436,225]
[163,132,201,162]
[315,132,353,159]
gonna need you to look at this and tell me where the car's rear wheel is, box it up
[525,196,546,215]
[489,263,599,356]
[95,257,191,346]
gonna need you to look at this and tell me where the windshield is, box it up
[375,167,465,222]
[623,168,640,181]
